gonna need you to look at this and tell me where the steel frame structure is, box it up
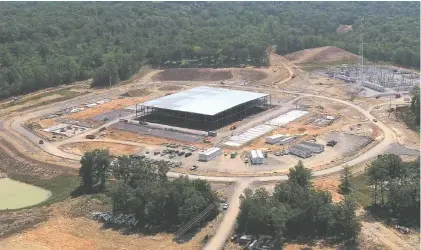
[136,95,271,131]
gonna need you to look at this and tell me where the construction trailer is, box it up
[265,134,286,145]
[279,136,296,145]
[198,147,221,162]
[299,141,325,153]
[288,145,313,158]
[136,86,271,131]
[250,150,264,165]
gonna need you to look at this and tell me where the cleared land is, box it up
[285,46,359,64]
[60,142,142,156]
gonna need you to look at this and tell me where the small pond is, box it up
[0,178,52,210]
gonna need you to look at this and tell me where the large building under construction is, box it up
[136,86,271,131]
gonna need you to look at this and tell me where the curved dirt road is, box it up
[0,70,399,250]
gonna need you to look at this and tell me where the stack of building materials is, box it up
[250,150,264,165]
[265,134,286,145]
[279,136,296,145]
[198,147,221,162]
[300,141,325,153]
[288,145,312,158]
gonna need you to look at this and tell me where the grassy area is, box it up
[395,106,420,133]
[349,174,373,207]
[300,59,358,72]
[1,87,87,110]
[5,173,80,210]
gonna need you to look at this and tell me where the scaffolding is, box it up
[136,95,271,131]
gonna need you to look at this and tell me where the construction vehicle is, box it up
[203,137,212,143]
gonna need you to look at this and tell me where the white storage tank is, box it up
[265,134,285,144]
[198,147,221,162]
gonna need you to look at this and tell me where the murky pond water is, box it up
[0,178,51,210]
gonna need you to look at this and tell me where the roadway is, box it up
[0,69,400,250]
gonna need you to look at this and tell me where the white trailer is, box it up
[250,150,264,165]
[198,147,221,162]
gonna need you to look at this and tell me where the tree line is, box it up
[236,161,361,247]
[365,154,420,226]
[77,149,217,233]
[0,2,419,96]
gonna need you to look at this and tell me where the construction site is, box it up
[1,48,419,250]
[20,54,395,176]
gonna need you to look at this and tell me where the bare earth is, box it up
[285,46,359,64]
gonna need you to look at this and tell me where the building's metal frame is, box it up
[135,95,271,131]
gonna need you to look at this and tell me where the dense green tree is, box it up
[339,165,353,194]
[288,160,312,187]
[0,2,418,99]
[364,155,419,226]
[410,86,420,126]
[110,157,217,233]
[79,149,111,193]
[237,161,361,246]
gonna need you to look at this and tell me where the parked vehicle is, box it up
[154,151,160,155]
[185,152,192,157]
[178,151,185,156]
[39,140,44,144]
[373,119,378,122]
[326,140,337,147]
[190,165,198,170]
[222,203,229,210]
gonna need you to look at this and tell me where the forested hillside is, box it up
[0,2,419,98]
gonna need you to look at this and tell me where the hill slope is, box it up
[285,46,360,64]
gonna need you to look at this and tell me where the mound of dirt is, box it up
[285,46,359,64]
[122,88,151,97]
[233,69,268,82]
[153,68,233,81]
[158,85,183,91]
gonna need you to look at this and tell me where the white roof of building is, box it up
[200,147,221,156]
[256,150,264,159]
[143,86,268,116]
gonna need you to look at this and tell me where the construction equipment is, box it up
[203,137,212,143]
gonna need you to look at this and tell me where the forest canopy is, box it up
[0,2,419,98]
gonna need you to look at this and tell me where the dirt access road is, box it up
[0,56,401,250]
[2,81,398,250]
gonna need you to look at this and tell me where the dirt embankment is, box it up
[61,142,142,156]
[153,68,233,81]
[285,46,359,64]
